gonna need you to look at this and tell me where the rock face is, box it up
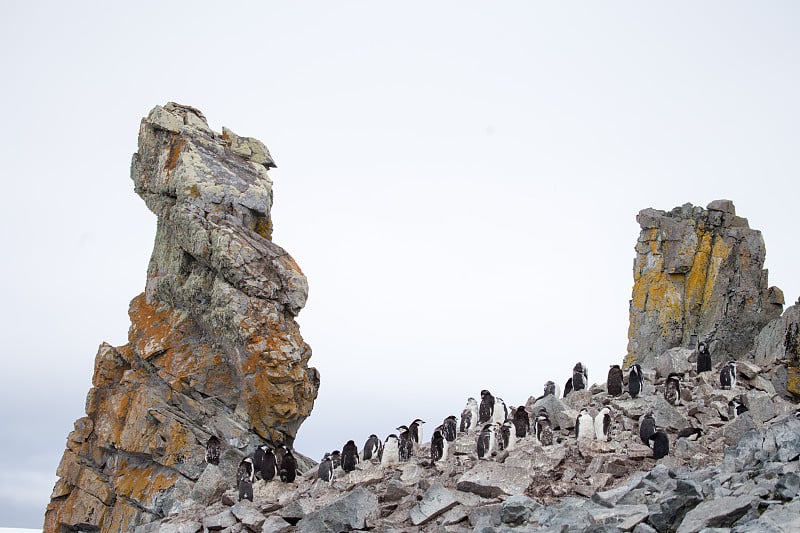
[44,103,319,532]
[626,200,784,368]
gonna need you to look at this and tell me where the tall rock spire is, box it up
[44,103,319,532]
[625,200,784,368]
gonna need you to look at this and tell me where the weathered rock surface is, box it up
[626,200,783,367]
[44,103,319,532]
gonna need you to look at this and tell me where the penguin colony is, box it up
[208,342,748,501]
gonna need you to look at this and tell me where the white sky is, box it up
[1,1,798,528]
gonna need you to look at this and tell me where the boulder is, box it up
[675,495,754,533]
[456,462,533,498]
[409,482,459,526]
[295,487,378,533]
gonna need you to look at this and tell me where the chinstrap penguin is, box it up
[205,436,220,465]
[341,440,359,472]
[639,412,656,445]
[628,364,643,398]
[697,341,712,373]
[607,365,623,397]
[594,406,612,441]
[576,407,594,441]
[460,398,479,433]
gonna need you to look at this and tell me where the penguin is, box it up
[477,423,496,459]
[362,434,383,462]
[720,361,737,390]
[381,434,400,467]
[279,448,297,482]
[697,341,712,373]
[253,444,268,478]
[260,448,277,481]
[236,457,255,500]
[563,377,574,397]
[431,430,446,463]
[274,445,287,471]
[205,436,220,465]
[594,406,612,441]
[408,419,426,451]
[536,410,554,446]
[649,431,669,460]
[573,362,588,391]
[318,453,334,483]
[512,406,530,438]
[628,364,643,398]
[676,427,703,443]
[238,478,254,502]
[575,408,594,441]
[533,407,548,441]
[501,421,517,451]
[639,412,656,445]
[728,397,749,419]
[442,415,458,442]
[607,365,623,397]
[329,450,341,470]
[479,390,495,424]
[397,426,413,461]
[460,398,479,433]
[664,373,682,406]
[341,440,359,473]
[543,380,560,398]
[493,397,508,424]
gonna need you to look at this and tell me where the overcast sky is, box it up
[2,1,799,529]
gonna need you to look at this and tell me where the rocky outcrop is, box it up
[129,352,799,532]
[752,303,800,398]
[626,200,784,368]
[44,103,319,532]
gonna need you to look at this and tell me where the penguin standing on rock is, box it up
[501,421,517,451]
[253,444,268,478]
[479,390,495,424]
[649,431,670,459]
[628,364,643,398]
[594,406,612,441]
[729,397,749,419]
[329,450,341,470]
[362,434,382,462]
[513,406,530,438]
[431,430,447,463]
[563,378,574,397]
[397,426,413,461]
[205,436,220,465]
[477,423,496,459]
[381,435,400,466]
[236,457,255,501]
[535,409,554,446]
[607,365,624,396]
[720,361,737,390]
[573,363,588,391]
[442,416,458,443]
[664,373,682,405]
[318,453,334,483]
[260,448,277,481]
[460,398,479,433]
[408,419,425,452]
[493,397,508,424]
[279,448,297,482]
[639,412,656,445]
[697,341,712,373]
[341,440,359,473]
[543,380,560,398]
[575,408,594,441]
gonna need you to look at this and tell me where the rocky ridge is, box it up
[132,357,800,533]
[45,103,319,532]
